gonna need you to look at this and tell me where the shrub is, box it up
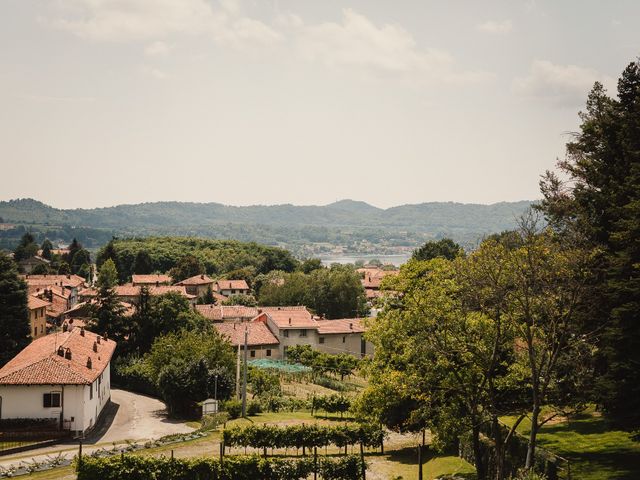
[223,399,242,419]
[200,412,229,432]
[247,400,262,416]
[76,454,365,480]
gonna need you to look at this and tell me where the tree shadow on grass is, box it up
[385,446,476,479]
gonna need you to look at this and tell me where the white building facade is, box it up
[0,329,116,435]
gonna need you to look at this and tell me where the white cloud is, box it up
[144,41,172,56]
[476,19,513,35]
[47,0,280,46]
[512,60,615,106]
[141,65,168,80]
[281,9,492,85]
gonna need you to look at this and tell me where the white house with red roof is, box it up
[213,322,280,359]
[0,329,116,434]
[213,279,250,297]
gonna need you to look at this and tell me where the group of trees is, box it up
[256,265,368,319]
[96,237,299,284]
[0,252,30,366]
[359,59,640,479]
[359,221,591,479]
[12,233,92,278]
[286,345,359,380]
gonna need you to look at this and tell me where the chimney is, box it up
[288,317,292,325]
[201,274,205,280]
[64,348,72,360]
[93,341,98,352]
[80,327,85,337]
[156,281,159,287]
[57,346,64,357]
[86,357,92,369]
[96,335,101,344]
[350,322,353,330]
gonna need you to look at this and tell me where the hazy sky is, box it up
[1,1,638,209]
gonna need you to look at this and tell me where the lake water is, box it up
[319,253,412,267]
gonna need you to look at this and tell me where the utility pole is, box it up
[241,325,248,417]
[236,342,241,399]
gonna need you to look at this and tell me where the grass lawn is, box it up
[367,448,475,480]
[503,406,640,480]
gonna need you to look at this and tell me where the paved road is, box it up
[86,389,193,444]
[0,389,193,469]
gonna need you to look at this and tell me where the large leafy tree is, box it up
[0,253,30,366]
[40,239,53,260]
[13,232,38,262]
[538,60,640,429]
[360,258,518,480]
[132,250,153,275]
[169,255,205,283]
[412,238,462,262]
[89,259,126,342]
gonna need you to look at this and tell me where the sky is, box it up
[1,0,638,209]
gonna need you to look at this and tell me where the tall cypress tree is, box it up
[0,253,30,366]
[539,60,640,428]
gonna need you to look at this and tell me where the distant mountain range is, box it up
[0,198,536,255]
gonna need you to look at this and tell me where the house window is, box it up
[250,350,256,358]
[43,392,61,408]
[34,327,37,337]
[319,337,325,344]
[342,336,346,343]
[283,330,289,338]
[266,349,271,357]
[299,330,307,338]
[90,383,93,400]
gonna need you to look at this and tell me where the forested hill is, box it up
[0,198,534,254]
[0,198,533,231]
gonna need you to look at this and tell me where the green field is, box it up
[504,407,640,480]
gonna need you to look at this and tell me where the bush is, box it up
[247,400,262,416]
[76,454,365,480]
[223,423,384,450]
[200,412,229,432]
[223,399,242,419]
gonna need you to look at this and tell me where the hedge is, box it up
[223,424,384,451]
[76,454,365,480]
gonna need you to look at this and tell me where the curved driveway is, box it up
[85,388,193,444]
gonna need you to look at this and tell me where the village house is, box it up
[213,321,280,359]
[131,274,172,287]
[314,318,373,357]
[195,305,258,322]
[24,274,86,307]
[357,267,398,301]
[213,279,251,297]
[175,274,215,297]
[18,255,50,274]
[254,307,321,358]
[79,284,197,306]
[0,329,116,435]
[28,295,50,340]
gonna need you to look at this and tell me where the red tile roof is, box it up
[0,329,116,385]
[114,284,195,299]
[196,305,259,321]
[260,306,318,329]
[132,274,172,285]
[316,318,366,335]
[214,322,279,347]
[358,268,398,289]
[176,274,214,286]
[28,295,51,310]
[23,274,86,289]
[215,280,250,291]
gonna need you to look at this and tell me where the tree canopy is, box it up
[0,253,30,366]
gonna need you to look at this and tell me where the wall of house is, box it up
[81,362,111,432]
[0,384,85,431]
[316,333,374,357]
[29,307,47,340]
[243,344,280,360]
[266,319,319,358]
